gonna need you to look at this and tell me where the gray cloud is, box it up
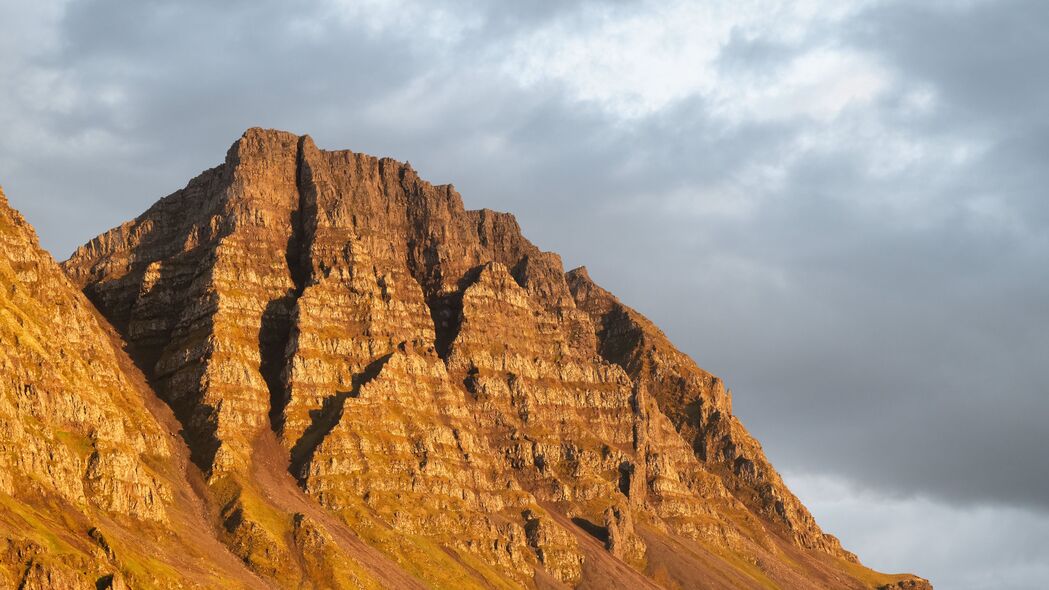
[786,471,1049,590]
[1,0,1046,585]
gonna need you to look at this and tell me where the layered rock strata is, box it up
[58,128,930,588]
[0,186,269,589]
[565,266,849,556]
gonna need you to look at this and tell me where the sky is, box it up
[1,1,1047,587]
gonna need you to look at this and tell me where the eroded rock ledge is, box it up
[52,129,931,589]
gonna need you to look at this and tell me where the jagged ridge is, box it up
[0,185,273,589]
[57,129,930,589]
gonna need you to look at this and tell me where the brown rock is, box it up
[523,508,585,584]
[880,577,934,590]
[567,265,854,558]
[50,129,931,589]
[0,184,312,588]
[603,503,647,565]
[16,560,90,590]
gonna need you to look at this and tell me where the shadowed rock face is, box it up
[54,128,930,588]
[0,186,274,589]
[565,266,849,556]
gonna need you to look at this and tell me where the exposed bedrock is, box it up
[57,129,930,588]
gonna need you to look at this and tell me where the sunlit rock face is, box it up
[55,128,930,588]
[0,185,276,589]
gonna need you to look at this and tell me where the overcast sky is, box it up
[2,1,1047,587]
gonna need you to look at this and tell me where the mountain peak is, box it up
[225,127,308,170]
[52,131,931,588]
[567,265,590,280]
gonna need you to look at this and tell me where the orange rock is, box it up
[18,128,933,588]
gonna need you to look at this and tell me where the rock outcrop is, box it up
[46,128,931,588]
[0,185,269,588]
[565,266,849,556]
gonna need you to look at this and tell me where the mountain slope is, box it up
[0,185,274,589]
[565,266,843,555]
[58,128,929,589]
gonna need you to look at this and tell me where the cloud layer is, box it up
[1,0,1046,585]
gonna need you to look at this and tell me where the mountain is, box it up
[0,185,269,588]
[0,128,928,588]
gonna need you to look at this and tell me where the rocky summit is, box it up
[0,128,930,589]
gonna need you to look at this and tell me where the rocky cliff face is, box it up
[565,267,848,556]
[0,185,272,588]
[43,128,931,588]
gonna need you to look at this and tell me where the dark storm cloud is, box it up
[1,0,1047,585]
[853,0,1049,126]
[693,0,1049,511]
[501,0,1049,513]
